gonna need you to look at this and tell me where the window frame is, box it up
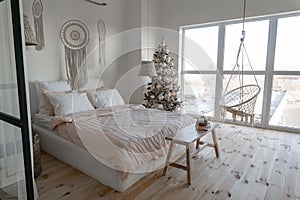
[180,11,300,133]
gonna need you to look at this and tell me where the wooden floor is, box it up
[35,124,300,200]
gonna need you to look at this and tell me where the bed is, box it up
[29,80,195,192]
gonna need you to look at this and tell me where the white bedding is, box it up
[33,124,187,192]
[52,104,196,174]
[32,103,196,191]
[33,113,53,130]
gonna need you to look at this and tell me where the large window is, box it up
[182,26,218,116]
[181,12,300,132]
[269,15,300,128]
[274,16,300,71]
[184,26,218,71]
[223,20,269,71]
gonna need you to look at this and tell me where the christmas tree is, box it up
[143,38,182,112]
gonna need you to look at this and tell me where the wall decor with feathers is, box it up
[32,0,44,50]
[60,20,90,90]
[97,19,106,67]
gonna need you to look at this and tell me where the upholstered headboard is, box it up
[28,79,104,119]
[29,81,38,118]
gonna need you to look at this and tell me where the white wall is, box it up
[22,0,145,103]
[23,0,129,80]
[99,0,145,104]
[160,0,300,29]
[141,0,162,59]
[154,0,300,66]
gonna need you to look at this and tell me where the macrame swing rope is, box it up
[221,0,261,125]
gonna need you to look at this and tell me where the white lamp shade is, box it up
[23,14,37,46]
[138,61,157,77]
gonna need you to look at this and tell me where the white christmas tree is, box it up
[143,38,182,112]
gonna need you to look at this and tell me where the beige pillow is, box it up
[43,87,106,115]
[35,80,71,113]
[85,87,107,107]
[86,88,124,108]
[43,89,70,116]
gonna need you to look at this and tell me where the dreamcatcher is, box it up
[97,19,106,67]
[220,0,261,125]
[32,0,44,50]
[60,20,90,90]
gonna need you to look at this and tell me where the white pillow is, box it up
[88,89,125,108]
[35,80,71,113]
[46,92,94,116]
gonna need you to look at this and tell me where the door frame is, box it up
[0,0,35,199]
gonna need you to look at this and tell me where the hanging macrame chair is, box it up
[220,0,261,125]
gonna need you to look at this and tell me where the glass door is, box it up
[0,0,35,199]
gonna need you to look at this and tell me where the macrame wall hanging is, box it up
[32,0,45,50]
[60,20,90,90]
[97,19,106,67]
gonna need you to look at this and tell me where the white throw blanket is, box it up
[52,105,195,174]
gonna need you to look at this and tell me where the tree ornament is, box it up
[167,57,171,63]
[159,94,164,100]
[157,104,164,110]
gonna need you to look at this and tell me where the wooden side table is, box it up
[162,122,220,185]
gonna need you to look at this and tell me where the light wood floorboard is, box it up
[35,124,300,200]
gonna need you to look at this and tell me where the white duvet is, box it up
[52,104,195,174]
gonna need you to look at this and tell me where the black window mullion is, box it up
[0,112,22,128]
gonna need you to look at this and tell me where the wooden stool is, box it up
[162,123,220,185]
